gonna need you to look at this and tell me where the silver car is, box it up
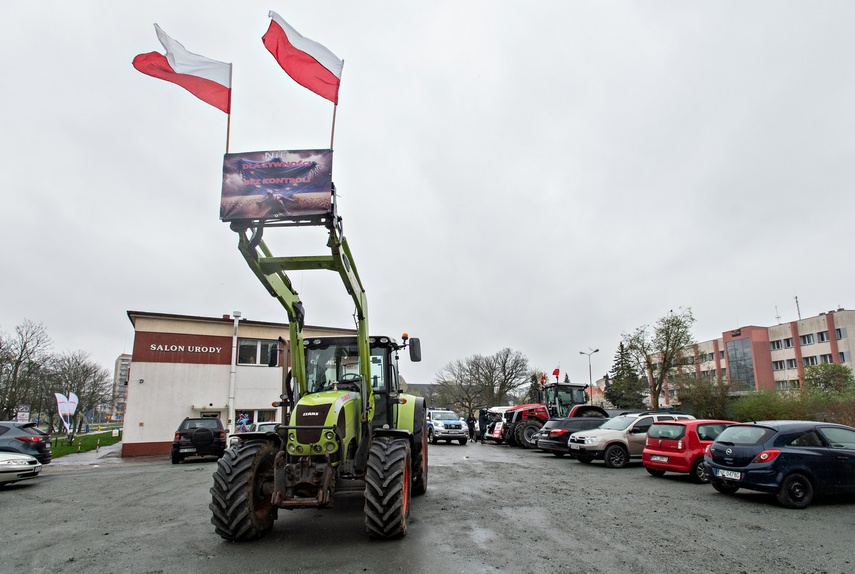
[0,452,42,486]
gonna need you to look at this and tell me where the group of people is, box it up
[465,409,492,444]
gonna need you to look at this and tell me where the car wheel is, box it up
[552,452,566,458]
[428,428,436,444]
[646,467,665,477]
[171,453,182,465]
[712,481,739,495]
[458,438,467,446]
[776,473,814,509]
[690,458,709,484]
[576,454,593,464]
[604,445,628,469]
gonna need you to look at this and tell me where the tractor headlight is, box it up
[288,443,296,453]
[325,431,335,441]
[313,444,323,453]
[289,433,296,441]
[326,442,335,452]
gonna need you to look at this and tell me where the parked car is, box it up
[536,417,607,457]
[426,409,468,445]
[171,417,227,464]
[643,419,736,482]
[0,452,42,487]
[482,406,513,444]
[0,421,52,464]
[568,412,695,468]
[229,421,280,446]
[705,420,855,508]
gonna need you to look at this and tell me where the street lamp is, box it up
[579,348,599,404]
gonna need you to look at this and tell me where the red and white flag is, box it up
[133,24,232,113]
[262,11,343,104]
[552,364,560,378]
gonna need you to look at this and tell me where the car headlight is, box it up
[434,422,444,428]
[584,436,599,445]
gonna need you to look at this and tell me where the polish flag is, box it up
[262,11,343,104]
[133,24,232,113]
[552,364,560,378]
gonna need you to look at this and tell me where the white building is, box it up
[122,310,354,457]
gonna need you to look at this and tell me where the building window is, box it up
[770,340,782,350]
[238,339,278,366]
[818,331,830,342]
[772,360,785,371]
[719,368,727,377]
[820,354,834,364]
[725,338,755,392]
[786,358,797,369]
[799,334,815,345]
[719,350,725,359]
[837,328,848,340]
[784,338,794,348]
[841,352,849,363]
[803,356,818,367]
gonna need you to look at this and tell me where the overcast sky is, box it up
[2,2,854,386]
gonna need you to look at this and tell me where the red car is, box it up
[642,419,736,483]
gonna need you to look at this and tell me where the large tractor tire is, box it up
[364,437,412,539]
[209,440,277,541]
[518,420,544,449]
[412,409,429,496]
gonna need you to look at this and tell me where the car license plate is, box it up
[179,447,196,453]
[650,455,668,462]
[715,468,741,480]
[570,444,580,450]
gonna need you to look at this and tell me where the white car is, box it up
[0,452,42,486]
[229,422,280,446]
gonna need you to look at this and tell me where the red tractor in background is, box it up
[501,382,608,449]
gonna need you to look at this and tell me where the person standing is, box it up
[466,415,476,442]
[478,408,489,444]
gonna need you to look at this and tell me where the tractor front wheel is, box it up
[412,415,428,496]
[209,440,277,541]
[364,437,411,539]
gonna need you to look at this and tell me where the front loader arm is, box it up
[234,219,372,422]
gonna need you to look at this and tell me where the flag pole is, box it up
[330,60,344,150]
[225,64,233,154]
[330,104,337,150]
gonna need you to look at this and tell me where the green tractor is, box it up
[209,197,427,540]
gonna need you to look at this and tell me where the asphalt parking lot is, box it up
[2,440,854,574]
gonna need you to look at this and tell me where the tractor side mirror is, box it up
[408,338,421,362]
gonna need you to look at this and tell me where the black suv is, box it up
[171,417,227,464]
[0,421,52,464]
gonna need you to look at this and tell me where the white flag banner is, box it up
[55,392,79,434]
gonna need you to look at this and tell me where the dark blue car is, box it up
[705,420,855,508]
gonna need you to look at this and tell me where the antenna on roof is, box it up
[795,295,802,320]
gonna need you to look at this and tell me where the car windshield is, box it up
[715,425,774,445]
[598,416,636,431]
[433,412,459,421]
[696,423,731,441]
[181,419,220,430]
[648,424,686,439]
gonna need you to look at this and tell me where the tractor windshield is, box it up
[305,339,387,393]
[543,385,587,417]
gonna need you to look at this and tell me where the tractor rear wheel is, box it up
[209,440,277,541]
[364,437,411,539]
[518,420,543,449]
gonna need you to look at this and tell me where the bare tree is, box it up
[432,348,531,413]
[623,308,696,410]
[51,351,113,432]
[0,320,53,419]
